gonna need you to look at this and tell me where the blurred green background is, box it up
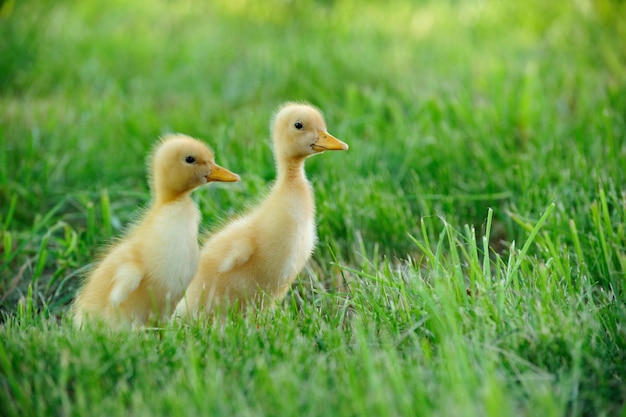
[1,0,625,311]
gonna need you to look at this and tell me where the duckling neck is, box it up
[276,156,307,184]
[154,188,193,206]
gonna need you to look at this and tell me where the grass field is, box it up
[1,0,625,415]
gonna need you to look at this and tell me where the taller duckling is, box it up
[73,134,240,328]
[175,102,348,317]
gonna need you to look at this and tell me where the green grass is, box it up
[1,0,625,415]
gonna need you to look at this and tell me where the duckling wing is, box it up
[217,236,255,274]
[109,263,144,305]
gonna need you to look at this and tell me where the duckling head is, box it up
[150,134,240,201]
[271,102,348,161]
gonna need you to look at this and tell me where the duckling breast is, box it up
[142,199,201,296]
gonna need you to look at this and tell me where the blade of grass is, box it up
[506,203,556,283]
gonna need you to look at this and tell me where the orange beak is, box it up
[207,163,240,182]
[311,131,349,152]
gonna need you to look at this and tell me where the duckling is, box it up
[174,102,348,317]
[73,134,240,328]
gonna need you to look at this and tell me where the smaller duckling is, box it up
[73,134,240,328]
[174,102,348,318]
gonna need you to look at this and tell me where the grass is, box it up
[1,0,625,415]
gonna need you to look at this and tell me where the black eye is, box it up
[294,122,303,130]
[185,156,196,164]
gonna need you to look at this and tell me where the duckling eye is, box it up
[294,122,304,130]
[185,156,196,164]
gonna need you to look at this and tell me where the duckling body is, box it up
[73,134,239,327]
[175,103,348,317]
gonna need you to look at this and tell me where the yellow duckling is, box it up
[175,102,348,317]
[73,134,240,328]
